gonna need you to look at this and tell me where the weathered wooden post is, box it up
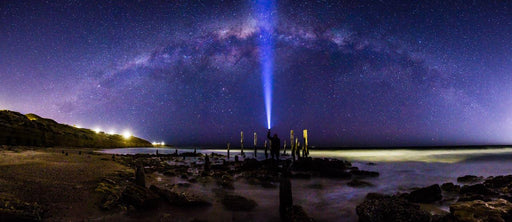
[240,131,244,157]
[264,140,268,159]
[295,139,300,159]
[227,142,230,159]
[204,155,210,172]
[303,129,308,158]
[279,161,292,218]
[135,165,146,187]
[253,132,257,158]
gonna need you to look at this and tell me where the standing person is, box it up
[267,129,280,160]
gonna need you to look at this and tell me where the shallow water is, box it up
[98,147,512,221]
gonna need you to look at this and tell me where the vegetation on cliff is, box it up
[0,110,151,148]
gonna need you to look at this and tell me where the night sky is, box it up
[1,1,512,147]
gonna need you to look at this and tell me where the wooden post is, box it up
[240,131,244,156]
[135,165,146,187]
[264,140,268,159]
[303,129,308,157]
[204,155,210,172]
[279,166,292,218]
[295,138,300,159]
[227,142,230,159]
[254,132,257,158]
[283,140,287,155]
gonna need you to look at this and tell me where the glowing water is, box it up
[256,0,276,129]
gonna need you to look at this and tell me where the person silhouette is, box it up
[267,129,280,160]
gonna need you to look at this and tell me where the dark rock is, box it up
[306,183,323,189]
[218,174,234,189]
[364,193,391,200]
[367,162,376,166]
[431,214,455,222]
[457,194,491,202]
[460,184,496,196]
[450,199,512,222]
[457,175,483,184]
[261,180,277,188]
[291,172,312,179]
[281,205,315,222]
[356,196,431,222]
[0,196,43,222]
[149,185,211,207]
[221,194,257,211]
[121,184,160,209]
[484,175,512,189]
[242,158,261,170]
[347,179,374,188]
[163,170,176,177]
[408,184,442,203]
[291,158,352,179]
[351,169,380,178]
[441,183,460,193]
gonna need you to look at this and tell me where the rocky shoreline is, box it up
[357,174,512,222]
[90,152,382,221]
[2,147,512,221]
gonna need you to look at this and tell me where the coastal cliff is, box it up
[0,110,151,148]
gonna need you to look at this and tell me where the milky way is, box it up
[1,1,512,146]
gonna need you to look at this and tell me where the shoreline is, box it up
[1,146,512,221]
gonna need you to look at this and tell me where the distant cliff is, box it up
[0,110,152,148]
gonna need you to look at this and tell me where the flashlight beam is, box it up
[256,0,276,129]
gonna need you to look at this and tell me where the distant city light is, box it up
[75,124,81,128]
[122,130,132,139]
[107,129,116,135]
[93,127,101,133]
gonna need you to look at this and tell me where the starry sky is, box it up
[1,0,512,147]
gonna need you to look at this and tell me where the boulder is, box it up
[149,185,211,207]
[0,196,43,222]
[242,158,262,170]
[460,184,496,196]
[121,184,160,209]
[441,182,461,193]
[356,195,431,222]
[281,205,315,222]
[450,199,512,222]
[351,169,380,178]
[457,194,491,202]
[408,184,442,203]
[347,179,374,188]
[457,175,483,184]
[484,175,512,189]
[221,194,257,211]
[218,174,234,190]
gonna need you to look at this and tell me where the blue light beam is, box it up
[256,0,276,129]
